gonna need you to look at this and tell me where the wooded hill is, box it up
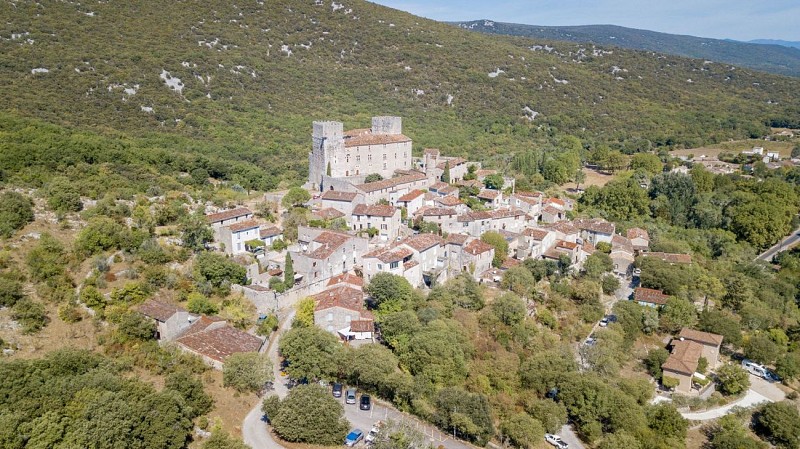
[453,20,800,78]
[2,0,800,182]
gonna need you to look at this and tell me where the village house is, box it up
[490,208,531,234]
[292,227,369,284]
[518,227,557,259]
[510,191,543,217]
[610,234,635,276]
[355,171,429,204]
[259,226,283,247]
[461,238,495,280]
[138,300,193,341]
[350,203,402,241]
[627,227,650,252]
[545,221,581,243]
[401,233,446,286]
[326,272,364,290]
[678,328,724,368]
[415,206,459,231]
[396,189,426,216]
[313,285,374,342]
[634,287,670,308]
[434,195,468,213]
[320,190,365,216]
[574,218,616,245]
[362,245,419,285]
[206,207,253,240]
[218,219,261,255]
[421,149,475,184]
[311,207,346,223]
[429,181,460,198]
[540,204,566,223]
[451,211,494,237]
[477,189,503,208]
[661,338,704,394]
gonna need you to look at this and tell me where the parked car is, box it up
[332,383,343,398]
[360,394,371,410]
[742,359,770,379]
[345,429,364,447]
[633,268,642,277]
[346,388,357,404]
[545,433,569,449]
[584,336,597,346]
[599,317,609,327]
[365,424,381,444]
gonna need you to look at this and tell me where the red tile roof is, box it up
[634,287,670,305]
[437,157,467,169]
[545,197,565,207]
[556,240,578,250]
[356,172,427,193]
[403,260,419,270]
[352,204,397,217]
[419,207,457,217]
[546,222,579,235]
[398,190,425,202]
[343,129,411,147]
[523,228,550,240]
[309,231,351,259]
[627,227,650,241]
[464,239,494,255]
[477,189,500,200]
[446,233,470,246]
[314,208,345,220]
[662,339,703,376]
[321,190,359,202]
[457,211,493,222]
[436,196,463,207]
[206,207,252,223]
[314,286,365,312]
[364,246,414,263]
[327,272,364,288]
[574,218,615,235]
[403,233,443,251]
[138,300,184,322]
[260,226,282,238]
[349,320,374,333]
[228,219,261,232]
[678,328,723,347]
[542,205,563,216]
[176,317,264,363]
[430,181,449,191]
[501,258,521,269]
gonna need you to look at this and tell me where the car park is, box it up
[346,388,357,404]
[332,383,343,398]
[360,394,371,410]
[345,429,363,447]
[545,433,569,449]
[365,424,381,444]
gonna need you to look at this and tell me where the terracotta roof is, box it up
[513,193,542,206]
[349,320,375,333]
[352,204,397,217]
[321,190,359,202]
[574,218,615,235]
[138,300,184,322]
[327,272,364,288]
[641,252,692,264]
[545,197,565,207]
[523,228,550,240]
[176,320,264,363]
[309,232,350,259]
[582,242,596,255]
[227,220,260,232]
[438,185,459,195]
[403,233,443,251]
[313,208,345,221]
[437,157,466,169]
[464,239,494,255]
[430,181,448,191]
[611,235,634,253]
[343,129,411,147]
[424,148,440,157]
[678,328,724,347]
[446,233,470,246]
[403,260,419,270]
[457,211,493,222]
[314,286,365,312]
[515,191,544,199]
[356,172,426,193]
[556,240,578,250]
[267,268,283,277]
[371,247,413,263]
[627,228,650,241]
[634,287,670,305]
[477,189,500,200]
[419,206,457,217]
[546,222,579,235]
[436,196,463,207]
[542,248,564,260]
[206,207,252,223]
[492,208,525,219]
[501,258,521,269]
[662,340,703,376]
[542,205,563,216]
[398,190,425,202]
[260,226,282,238]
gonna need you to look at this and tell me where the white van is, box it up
[741,359,769,378]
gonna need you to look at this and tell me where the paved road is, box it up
[559,425,586,449]
[576,276,635,369]
[678,374,785,421]
[757,224,800,262]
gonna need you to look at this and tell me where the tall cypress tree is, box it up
[284,252,294,288]
[442,161,451,183]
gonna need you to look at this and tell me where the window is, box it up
[381,224,387,230]
[383,154,387,160]
[390,261,399,269]
[368,154,372,161]
[313,261,317,267]
[377,264,383,270]
[356,155,361,162]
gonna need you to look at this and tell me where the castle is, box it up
[308,116,413,191]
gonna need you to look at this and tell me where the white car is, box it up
[599,317,609,327]
[365,426,380,444]
[545,433,569,449]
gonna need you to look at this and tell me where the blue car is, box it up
[345,429,364,447]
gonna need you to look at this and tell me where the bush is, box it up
[716,364,750,396]
[755,401,800,448]
[44,176,83,214]
[662,376,679,390]
[0,277,25,307]
[256,314,279,337]
[500,413,544,449]
[601,274,620,295]
[271,385,348,445]
[0,191,34,238]
[186,292,219,315]
[165,371,214,418]
[223,352,273,393]
[11,298,48,333]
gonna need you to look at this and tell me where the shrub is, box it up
[11,298,48,333]
[0,191,34,238]
[186,292,219,315]
[223,352,273,393]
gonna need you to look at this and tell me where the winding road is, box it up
[756,223,800,262]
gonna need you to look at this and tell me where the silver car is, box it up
[345,388,357,404]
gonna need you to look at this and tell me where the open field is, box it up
[672,139,795,159]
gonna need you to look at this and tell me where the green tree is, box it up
[483,173,504,190]
[501,266,535,299]
[583,252,613,279]
[194,252,246,288]
[755,401,800,449]
[281,187,311,209]
[44,176,82,214]
[364,173,384,183]
[256,314,279,337]
[186,292,219,315]
[365,273,414,310]
[165,371,213,418]
[401,320,471,386]
[180,213,213,252]
[116,311,156,341]
[601,275,620,295]
[74,216,126,256]
[523,398,568,433]
[271,384,349,445]
[293,296,315,327]
[716,364,750,395]
[690,164,714,193]
[283,253,294,288]
[645,347,670,378]
[745,334,782,365]
[279,326,341,381]
[500,413,544,449]
[646,403,687,441]
[346,344,410,402]
[11,298,47,333]
[433,387,494,445]
[707,415,767,449]
[491,292,526,326]
[699,308,742,347]
[630,153,663,175]
[441,162,451,183]
[223,353,273,393]
[776,352,800,382]
[659,297,697,333]
[481,231,508,268]
[202,432,250,449]
[598,432,641,449]
[583,177,650,221]
[0,191,34,238]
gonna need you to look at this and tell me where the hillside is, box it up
[2,1,800,184]
[453,20,800,78]
[749,39,800,50]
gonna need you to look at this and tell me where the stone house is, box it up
[219,220,261,255]
[510,192,543,217]
[350,204,402,241]
[138,300,193,341]
[206,207,253,239]
[661,338,704,394]
[574,218,616,245]
[434,195,468,213]
[490,208,530,234]
[452,211,494,237]
[519,227,557,259]
[326,272,365,290]
[460,238,495,281]
[610,234,635,276]
[396,189,426,216]
[627,228,650,252]
[175,316,266,370]
[355,171,429,204]
[540,205,566,223]
[416,206,459,231]
[313,285,374,341]
[320,190,365,216]
[293,227,369,284]
[259,226,283,247]
[477,189,503,208]
[546,221,581,243]
[634,287,670,308]
[401,233,446,286]
[362,245,416,283]
[678,328,724,368]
